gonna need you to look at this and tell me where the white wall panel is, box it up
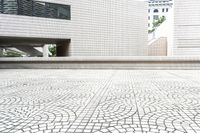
[0,0,148,56]
[173,0,200,55]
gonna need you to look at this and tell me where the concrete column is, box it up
[43,45,49,57]
[56,40,70,57]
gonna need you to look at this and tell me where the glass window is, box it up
[153,15,159,20]
[2,0,18,14]
[57,5,71,20]
[33,1,45,17]
[0,0,3,13]
[153,9,159,13]
[0,0,71,20]
[45,3,57,18]
[18,0,33,16]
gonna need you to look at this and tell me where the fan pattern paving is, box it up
[0,70,200,133]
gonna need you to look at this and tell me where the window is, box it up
[45,3,57,18]
[148,9,150,13]
[33,1,45,17]
[57,5,71,20]
[153,9,159,13]
[166,8,168,12]
[148,23,150,27]
[153,15,159,20]
[0,0,3,13]
[18,0,33,16]
[148,16,150,20]
[162,8,165,12]
[2,0,18,14]
[0,0,71,20]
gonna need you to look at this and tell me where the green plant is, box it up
[149,16,166,33]
[49,45,56,57]
[148,29,155,34]
[153,16,166,28]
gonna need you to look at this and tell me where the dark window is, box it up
[33,1,45,17]
[18,0,33,16]
[166,8,168,12]
[57,5,70,20]
[2,0,18,14]
[45,3,57,18]
[153,9,159,13]
[0,0,71,20]
[162,8,165,12]
[153,15,159,20]
[0,0,3,13]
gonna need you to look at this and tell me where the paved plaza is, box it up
[0,70,200,133]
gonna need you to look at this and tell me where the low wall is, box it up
[0,56,200,69]
[148,37,167,56]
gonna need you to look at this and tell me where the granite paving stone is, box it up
[0,70,200,133]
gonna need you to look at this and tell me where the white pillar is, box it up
[43,45,49,57]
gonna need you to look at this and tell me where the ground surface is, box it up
[0,70,200,133]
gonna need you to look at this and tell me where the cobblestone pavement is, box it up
[0,70,200,133]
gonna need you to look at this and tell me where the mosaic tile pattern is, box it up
[0,70,200,133]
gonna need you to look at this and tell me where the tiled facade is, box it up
[173,0,200,55]
[0,0,148,56]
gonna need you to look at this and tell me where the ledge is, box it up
[1,56,200,69]
[1,56,200,61]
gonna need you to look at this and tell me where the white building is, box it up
[173,0,200,56]
[0,0,148,57]
[148,8,174,56]
[148,0,173,30]
[148,0,200,56]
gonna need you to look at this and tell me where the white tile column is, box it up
[43,45,49,57]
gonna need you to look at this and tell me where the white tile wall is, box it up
[174,0,200,55]
[0,0,148,56]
